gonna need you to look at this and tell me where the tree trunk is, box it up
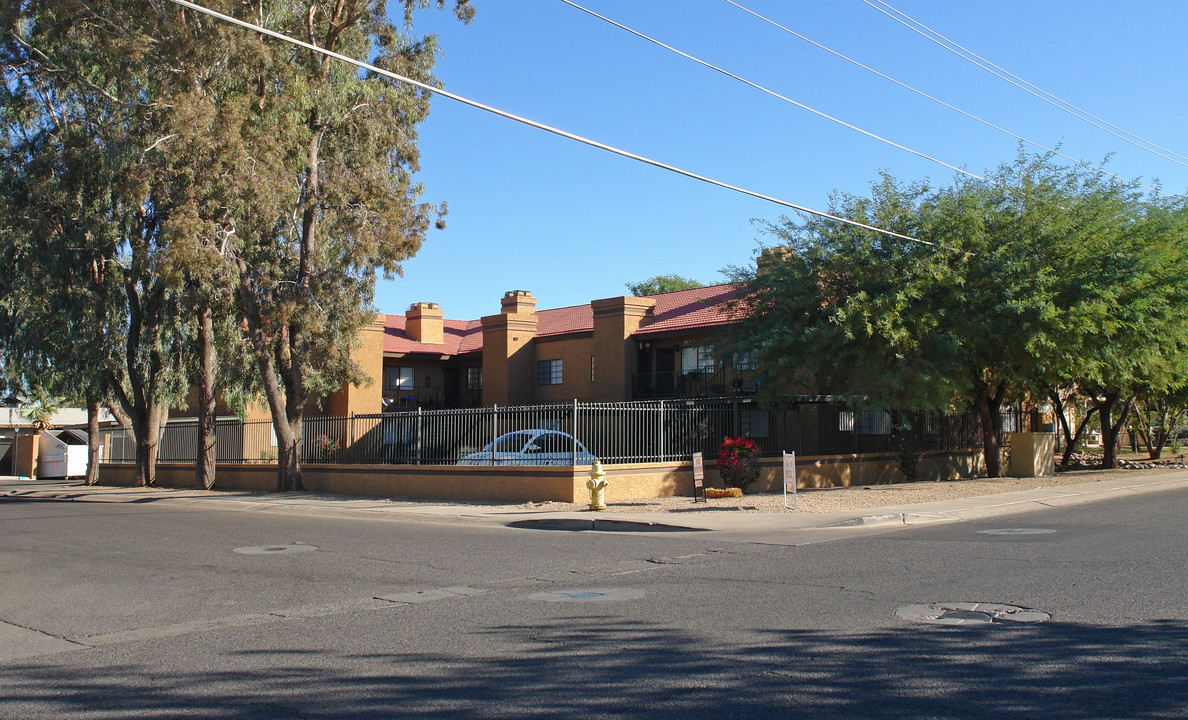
[276,414,303,492]
[85,396,101,486]
[1099,395,1134,469]
[195,304,217,490]
[1054,392,1098,467]
[974,382,1007,478]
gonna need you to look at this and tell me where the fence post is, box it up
[491,404,498,466]
[349,412,355,463]
[572,398,578,466]
[659,400,666,463]
[416,407,423,466]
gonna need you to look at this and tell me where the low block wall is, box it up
[99,462,586,503]
[99,449,982,504]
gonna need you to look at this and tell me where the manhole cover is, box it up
[897,602,1050,625]
[233,544,318,555]
[978,528,1057,536]
[526,588,645,603]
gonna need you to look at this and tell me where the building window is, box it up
[734,353,755,371]
[681,346,715,374]
[384,366,413,390]
[537,359,563,386]
[467,367,482,391]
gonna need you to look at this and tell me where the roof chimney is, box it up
[500,290,536,316]
[406,302,444,344]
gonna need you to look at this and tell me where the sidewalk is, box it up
[4,468,1187,544]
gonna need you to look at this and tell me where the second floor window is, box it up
[681,346,715,374]
[537,359,563,386]
[384,366,413,390]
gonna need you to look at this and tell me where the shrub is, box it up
[718,436,760,490]
[313,434,341,461]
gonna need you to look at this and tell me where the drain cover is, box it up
[897,602,1050,625]
[978,528,1057,536]
[527,588,645,603]
[233,544,318,555]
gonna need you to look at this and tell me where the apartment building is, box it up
[321,284,756,415]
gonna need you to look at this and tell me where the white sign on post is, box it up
[692,451,706,503]
[783,451,797,509]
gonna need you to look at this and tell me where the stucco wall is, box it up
[98,449,982,504]
[533,335,595,403]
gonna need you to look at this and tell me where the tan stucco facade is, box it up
[481,291,539,407]
[591,296,655,402]
[320,314,386,416]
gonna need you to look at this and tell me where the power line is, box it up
[859,0,1188,169]
[161,0,938,247]
[723,0,1164,195]
[559,0,987,184]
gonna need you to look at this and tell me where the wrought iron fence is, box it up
[100,398,982,467]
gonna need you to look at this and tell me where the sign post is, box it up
[782,451,797,509]
[692,451,706,503]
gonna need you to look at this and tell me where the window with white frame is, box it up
[384,366,413,390]
[681,345,715,374]
[537,359,563,386]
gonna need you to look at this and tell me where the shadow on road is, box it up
[3,616,1187,718]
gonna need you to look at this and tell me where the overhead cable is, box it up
[724,0,1163,195]
[859,0,1188,169]
[559,0,987,184]
[161,0,937,247]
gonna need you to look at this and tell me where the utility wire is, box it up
[161,0,937,247]
[559,0,987,184]
[859,0,1188,169]
[724,0,1163,195]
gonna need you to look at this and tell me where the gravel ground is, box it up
[526,465,1187,515]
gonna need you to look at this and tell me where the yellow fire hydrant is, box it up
[586,460,608,510]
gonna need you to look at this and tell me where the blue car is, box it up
[457,429,597,466]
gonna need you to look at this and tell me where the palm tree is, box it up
[24,387,62,433]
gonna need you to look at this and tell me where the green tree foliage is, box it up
[727,155,1188,476]
[186,0,472,491]
[2,0,471,490]
[1,0,191,486]
[626,274,705,296]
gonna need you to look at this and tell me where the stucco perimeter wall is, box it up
[98,463,585,502]
[98,450,982,503]
[601,450,983,500]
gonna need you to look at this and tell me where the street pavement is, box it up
[3,472,1187,718]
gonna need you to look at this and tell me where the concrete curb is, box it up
[827,512,953,528]
[4,471,1188,539]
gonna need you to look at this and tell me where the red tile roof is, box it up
[381,314,482,356]
[537,304,594,338]
[633,284,741,336]
[381,284,740,356]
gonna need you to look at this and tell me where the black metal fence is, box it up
[100,398,982,467]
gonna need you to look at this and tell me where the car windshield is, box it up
[491,432,533,453]
[533,432,571,453]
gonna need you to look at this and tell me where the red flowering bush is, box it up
[718,436,760,490]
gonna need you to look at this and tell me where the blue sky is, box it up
[380,0,1188,321]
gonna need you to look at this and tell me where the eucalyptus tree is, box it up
[3,0,200,486]
[4,0,472,491]
[198,0,473,491]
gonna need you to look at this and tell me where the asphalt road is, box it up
[2,485,1186,718]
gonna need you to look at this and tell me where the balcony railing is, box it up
[633,367,758,400]
[383,386,445,410]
